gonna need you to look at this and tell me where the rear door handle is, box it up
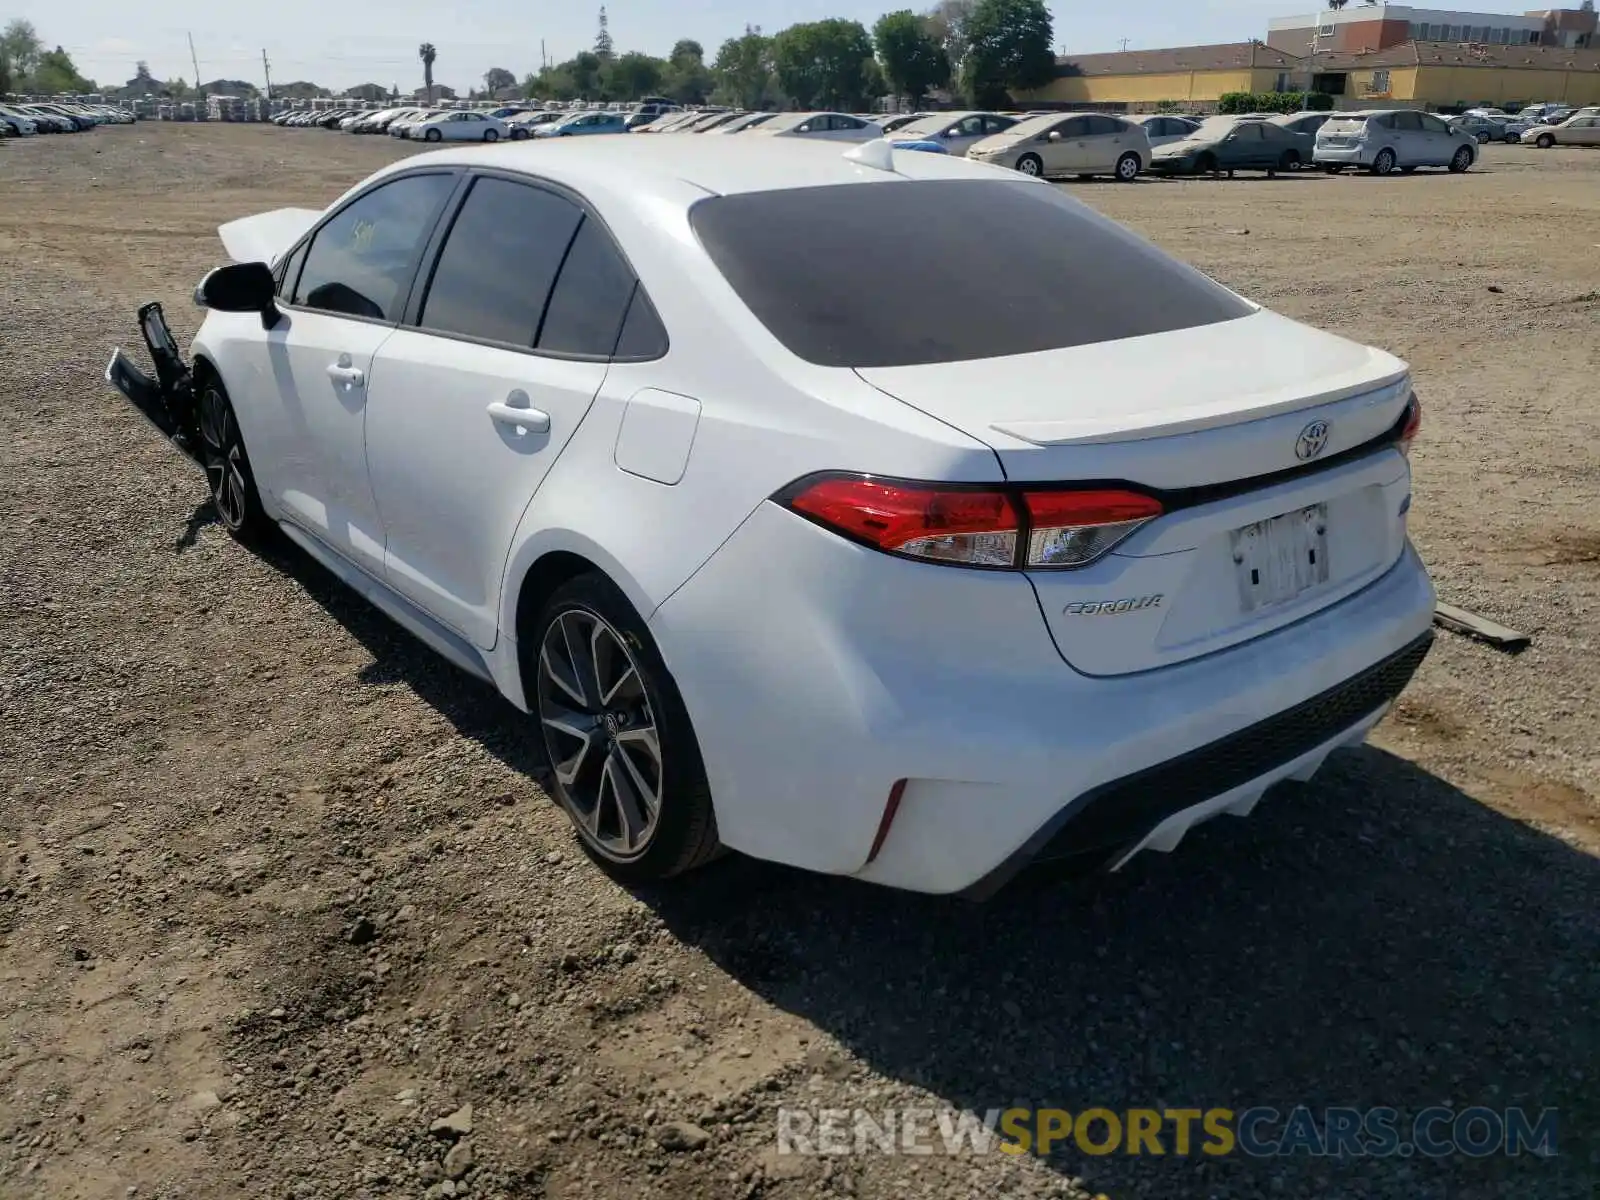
[487,400,551,434]
[326,363,364,387]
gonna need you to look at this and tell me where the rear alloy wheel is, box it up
[1448,145,1473,173]
[1114,151,1140,182]
[1504,131,1520,144]
[510,127,529,140]
[1371,147,1397,175]
[1536,133,1554,149]
[425,126,442,142]
[197,380,265,541]
[533,573,720,883]
[1476,132,1490,144]
[483,128,499,142]
[1015,152,1043,177]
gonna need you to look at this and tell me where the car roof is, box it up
[390,135,1013,202]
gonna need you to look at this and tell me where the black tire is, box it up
[1323,163,1345,174]
[1504,131,1520,144]
[1371,147,1397,175]
[1197,152,1218,176]
[424,126,442,143]
[1535,133,1554,149]
[531,572,721,883]
[510,127,529,140]
[1280,149,1300,171]
[1448,144,1473,173]
[483,128,499,143]
[1015,152,1043,177]
[196,377,267,542]
[1476,132,1490,144]
[1114,151,1140,182]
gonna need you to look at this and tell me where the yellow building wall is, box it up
[1406,65,1600,106]
[1022,67,1254,105]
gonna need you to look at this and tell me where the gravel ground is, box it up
[1,123,1596,1200]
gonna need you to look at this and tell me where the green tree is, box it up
[594,6,615,60]
[873,10,950,106]
[0,47,10,94]
[960,0,1053,107]
[1,18,42,78]
[923,0,974,76]
[772,19,876,110]
[711,26,773,109]
[418,42,437,104]
[33,45,92,93]
[605,51,664,100]
[664,38,712,104]
[483,66,516,94]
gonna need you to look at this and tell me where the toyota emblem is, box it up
[1295,419,1331,461]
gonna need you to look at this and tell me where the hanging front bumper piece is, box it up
[104,301,203,468]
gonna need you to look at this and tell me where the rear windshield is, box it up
[1320,118,1369,134]
[689,179,1252,368]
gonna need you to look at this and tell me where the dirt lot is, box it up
[1,123,1596,1200]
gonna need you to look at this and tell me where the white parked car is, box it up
[390,109,445,138]
[887,110,1017,156]
[411,111,511,143]
[105,137,1434,897]
[752,111,884,142]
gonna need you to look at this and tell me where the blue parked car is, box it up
[536,111,628,137]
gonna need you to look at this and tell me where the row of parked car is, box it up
[269,97,1600,179]
[0,99,136,136]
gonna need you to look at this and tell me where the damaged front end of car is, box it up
[104,301,204,466]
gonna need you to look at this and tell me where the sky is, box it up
[9,0,1536,92]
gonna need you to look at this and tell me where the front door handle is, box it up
[326,363,365,387]
[487,400,551,434]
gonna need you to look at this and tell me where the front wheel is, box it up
[510,127,529,140]
[197,380,266,542]
[1476,132,1490,145]
[1535,133,1554,149]
[1370,147,1397,175]
[1504,132,1520,144]
[532,573,721,883]
[1015,153,1042,177]
[1114,151,1140,182]
[1448,145,1473,173]
[484,128,499,142]
[424,127,442,143]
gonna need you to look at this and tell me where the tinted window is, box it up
[419,177,584,347]
[277,241,309,299]
[1393,111,1423,131]
[1059,116,1090,137]
[984,115,1016,133]
[538,217,639,356]
[1420,114,1449,133]
[690,180,1252,369]
[1085,115,1123,136]
[294,174,455,320]
[614,289,669,360]
[1232,123,1263,140]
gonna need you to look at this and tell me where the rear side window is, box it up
[691,179,1252,369]
[1085,115,1123,136]
[294,173,455,320]
[538,217,639,357]
[419,177,584,347]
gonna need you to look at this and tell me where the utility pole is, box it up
[1119,37,1130,52]
[262,48,273,100]
[541,39,547,70]
[188,32,203,97]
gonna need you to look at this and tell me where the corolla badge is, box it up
[1063,594,1164,616]
[1295,419,1331,461]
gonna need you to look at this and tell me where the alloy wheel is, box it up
[1017,155,1041,177]
[537,607,663,862]
[199,387,248,530]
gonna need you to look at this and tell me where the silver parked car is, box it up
[887,111,1018,157]
[1314,109,1477,175]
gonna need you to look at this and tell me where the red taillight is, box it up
[784,476,1020,566]
[779,475,1162,569]
[1022,488,1165,568]
[1398,393,1422,458]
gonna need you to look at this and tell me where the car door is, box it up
[942,114,988,155]
[1568,117,1600,145]
[1041,116,1089,173]
[265,170,458,576]
[364,173,643,648]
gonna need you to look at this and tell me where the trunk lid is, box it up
[855,310,1415,676]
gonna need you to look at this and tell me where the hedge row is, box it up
[1217,91,1336,114]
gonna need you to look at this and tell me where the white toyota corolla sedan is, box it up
[106,137,1435,897]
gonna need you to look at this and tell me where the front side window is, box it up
[690,180,1252,369]
[419,176,584,347]
[293,173,456,321]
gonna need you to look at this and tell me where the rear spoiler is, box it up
[217,207,320,265]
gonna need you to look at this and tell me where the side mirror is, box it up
[1048,130,1062,142]
[945,128,961,138]
[195,262,278,327]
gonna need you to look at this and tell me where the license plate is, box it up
[1231,504,1329,612]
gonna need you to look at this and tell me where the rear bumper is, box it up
[651,500,1437,896]
[1314,146,1372,165]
